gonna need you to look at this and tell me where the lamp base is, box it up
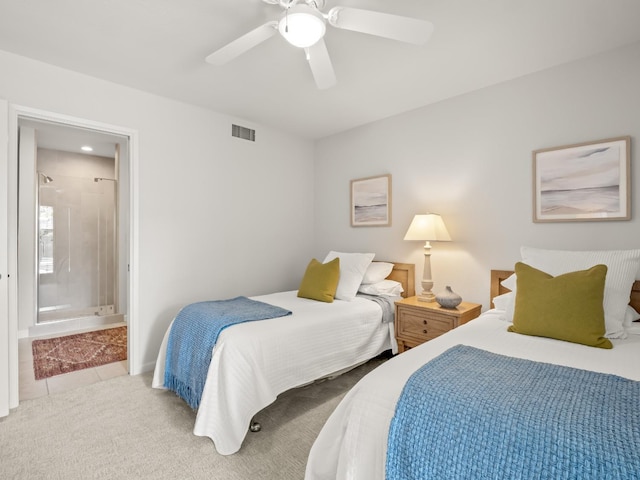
[417,292,436,302]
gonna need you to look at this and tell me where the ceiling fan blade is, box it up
[327,7,433,45]
[306,39,337,90]
[205,21,278,66]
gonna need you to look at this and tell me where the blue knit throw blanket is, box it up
[164,296,291,409]
[386,345,640,480]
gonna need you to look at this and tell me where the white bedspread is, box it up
[305,310,640,480]
[152,290,394,455]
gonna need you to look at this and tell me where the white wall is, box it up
[314,42,640,309]
[0,50,316,372]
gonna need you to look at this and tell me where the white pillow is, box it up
[323,251,375,301]
[492,292,512,312]
[624,305,640,335]
[491,292,512,322]
[492,291,516,322]
[501,274,516,291]
[361,262,394,285]
[358,279,404,297]
[520,246,640,339]
[625,305,640,324]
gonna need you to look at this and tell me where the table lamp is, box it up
[403,213,451,302]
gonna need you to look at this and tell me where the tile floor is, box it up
[19,323,128,401]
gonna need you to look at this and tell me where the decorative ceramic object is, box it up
[436,286,462,309]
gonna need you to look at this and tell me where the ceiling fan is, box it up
[205,0,434,89]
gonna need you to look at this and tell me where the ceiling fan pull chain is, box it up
[280,0,297,9]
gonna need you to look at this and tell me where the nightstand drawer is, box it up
[394,297,482,353]
[397,309,452,341]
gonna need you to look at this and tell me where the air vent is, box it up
[232,124,255,142]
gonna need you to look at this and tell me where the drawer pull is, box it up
[423,329,428,334]
[423,320,427,325]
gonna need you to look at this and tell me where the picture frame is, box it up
[533,136,631,222]
[350,174,392,227]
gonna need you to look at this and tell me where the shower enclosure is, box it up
[37,152,120,325]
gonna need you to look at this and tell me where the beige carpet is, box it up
[0,355,388,480]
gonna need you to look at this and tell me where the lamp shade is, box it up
[278,5,326,48]
[403,214,451,242]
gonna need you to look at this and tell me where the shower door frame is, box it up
[4,105,140,411]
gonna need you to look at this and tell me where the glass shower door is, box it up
[38,175,117,323]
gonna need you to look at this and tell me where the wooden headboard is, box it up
[386,262,415,298]
[490,269,640,313]
[490,269,516,307]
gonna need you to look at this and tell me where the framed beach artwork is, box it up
[351,174,392,227]
[533,136,631,222]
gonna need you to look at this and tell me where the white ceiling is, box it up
[2,0,640,140]
[19,118,126,158]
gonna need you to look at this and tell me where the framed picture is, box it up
[533,136,630,222]
[351,174,392,227]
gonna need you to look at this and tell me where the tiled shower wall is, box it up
[37,148,116,322]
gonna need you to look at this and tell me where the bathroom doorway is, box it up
[1,106,139,411]
[18,117,130,340]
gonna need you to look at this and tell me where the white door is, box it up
[0,98,9,417]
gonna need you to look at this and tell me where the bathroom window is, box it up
[39,205,54,274]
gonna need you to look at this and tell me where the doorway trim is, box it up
[5,105,140,410]
[1,98,9,417]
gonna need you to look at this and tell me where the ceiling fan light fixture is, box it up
[278,5,326,48]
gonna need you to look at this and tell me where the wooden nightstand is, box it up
[394,297,482,353]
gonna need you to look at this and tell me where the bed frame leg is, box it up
[249,418,261,432]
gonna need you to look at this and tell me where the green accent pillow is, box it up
[297,258,340,303]
[508,262,612,349]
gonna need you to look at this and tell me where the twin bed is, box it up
[152,257,414,455]
[306,247,640,479]
[153,246,640,478]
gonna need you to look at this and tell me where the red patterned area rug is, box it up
[32,326,127,380]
